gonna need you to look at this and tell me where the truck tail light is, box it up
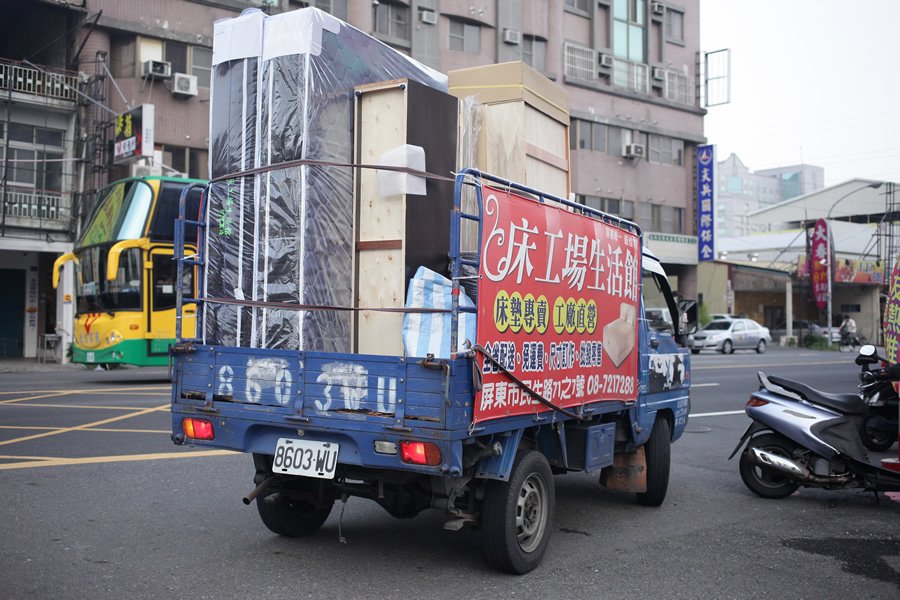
[182,418,215,440]
[400,441,441,466]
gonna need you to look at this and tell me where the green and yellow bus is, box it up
[54,176,205,368]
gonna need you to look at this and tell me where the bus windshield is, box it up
[75,246,142,313]
[78,180,154,248]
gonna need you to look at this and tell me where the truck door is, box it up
[639,263,690,435]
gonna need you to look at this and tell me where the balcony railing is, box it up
[611,58,649,96]
[3,188,71,228]
[664,70,694,106]
[563,43,694,107]
[0,58,79,103]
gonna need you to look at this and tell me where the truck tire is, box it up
[481,450,555,574]
[636,417,671,507]
[257,489,334,537]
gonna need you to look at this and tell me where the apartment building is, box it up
[1,0,705,358]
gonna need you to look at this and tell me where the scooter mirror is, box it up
[859,344,877,357]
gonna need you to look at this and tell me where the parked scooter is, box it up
[730,344,900,499]
[857,351,900,452]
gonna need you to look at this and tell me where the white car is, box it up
[689,318,773,354]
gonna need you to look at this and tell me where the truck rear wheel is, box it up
[636,417,671,506]
[481,450,555,574]
[257,489,334,537]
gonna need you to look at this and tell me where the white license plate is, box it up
[272,438,339,479]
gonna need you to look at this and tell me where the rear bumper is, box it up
[171,405,465,477]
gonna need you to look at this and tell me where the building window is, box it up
[164,41,188,75]
[289,0,347,18]
[648,134,684,166]
[577,195,633,220]
[571,119,609,153]
[523,35,547,72]
[375,1,411,45]
[612,0,645,63]
[643,204,683,233]
[160,145,209,180]
[1,123,66,191]
[117,36,211,87]
[191,47,212,88]
[608,126,624,156]
[449,18,481,53]
[665,8,685,43]
[565,0,590,12]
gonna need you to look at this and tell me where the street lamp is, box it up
[825,181,883,347]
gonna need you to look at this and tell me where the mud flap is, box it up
[599,446,647,493]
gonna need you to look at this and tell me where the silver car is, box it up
[689,318,772,354]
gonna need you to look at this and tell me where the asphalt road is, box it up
[1,348,898,599]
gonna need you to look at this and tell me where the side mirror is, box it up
[855,344,881,366]
[678,299,698,335]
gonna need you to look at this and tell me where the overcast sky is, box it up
[700,0,900,186]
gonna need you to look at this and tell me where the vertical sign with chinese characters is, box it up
[811,219,829,309]
[113,104,155,164]
[882,256,900,365]
[474,185,641,423]
[697,144,715,262]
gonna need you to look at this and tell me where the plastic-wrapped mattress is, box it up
[205,7,447,351]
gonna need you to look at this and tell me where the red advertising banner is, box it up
[811,219,829,309]
[474,185,641,423]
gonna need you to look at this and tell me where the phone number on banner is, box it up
[479,372,636,413]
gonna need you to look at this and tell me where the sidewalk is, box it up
[0,357,88,374]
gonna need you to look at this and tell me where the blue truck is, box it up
[170,170,695,574]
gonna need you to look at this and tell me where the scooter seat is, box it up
[767,375,866,415]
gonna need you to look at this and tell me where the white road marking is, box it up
[691,383,720,388]
[690,410,745,417]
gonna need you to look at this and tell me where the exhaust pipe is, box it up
[749,448,810,479]
[243,475,275,505]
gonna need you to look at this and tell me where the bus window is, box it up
[76,246,142,313]
[152,254,194,310]
[150,183,203,242]
[119,184,154,239]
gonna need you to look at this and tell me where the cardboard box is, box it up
[448,61,570,199]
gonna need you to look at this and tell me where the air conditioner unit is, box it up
[651,2,666,16]
[419,10,437,25]
[502,29,521,45]
[131,162,163,178]
[623,143,645,159]
[141,60,172,79]
[172,73,198,97]
[652,67,666,81]
[599,53,614,69]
